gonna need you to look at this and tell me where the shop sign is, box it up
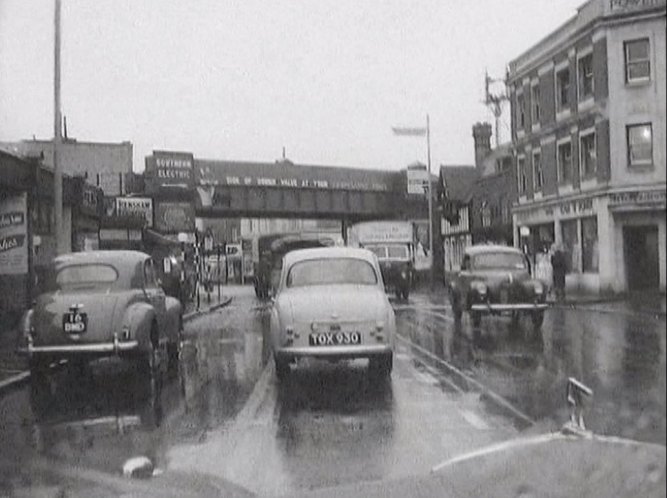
[210,176,389,192]
[558,198,593,216]
[81,184,100,217]
[115,197,154,227]
[154,202,195,233]
[407,168,430,195]
[148,151,194,188]
[609,190,666,208]
[0,192,28,275]
[609,0,665,12]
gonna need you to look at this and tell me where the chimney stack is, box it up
[472,122,492,171]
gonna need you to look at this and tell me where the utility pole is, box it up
[484,70,509,147]
[426,114,434,289]
[54,0,64,254]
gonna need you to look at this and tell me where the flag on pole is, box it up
[392,127,427,137]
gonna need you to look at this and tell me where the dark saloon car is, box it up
[448,245,548,328]
[16,250,183,381]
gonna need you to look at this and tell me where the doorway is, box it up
[623,225,659,291]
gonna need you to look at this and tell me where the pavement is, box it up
[0,289,234,392]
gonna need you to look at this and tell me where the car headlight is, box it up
[534,282,544,295]
[471,281,487,295]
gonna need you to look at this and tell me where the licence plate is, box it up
[309,331,361,346]
[63,312,87,334]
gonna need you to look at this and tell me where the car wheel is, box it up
[275,356,290,382]
[369,353,393,377]
[472,312,482,328]
[29,357,50,385]
[167,317,183,373]
[531,310,545,329]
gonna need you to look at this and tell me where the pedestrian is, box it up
[551,243,567,301]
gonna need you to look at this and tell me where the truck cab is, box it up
[363,243,414,300]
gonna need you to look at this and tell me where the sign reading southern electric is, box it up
[147,151,194,187]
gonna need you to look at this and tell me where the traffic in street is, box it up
[0,285,664,495]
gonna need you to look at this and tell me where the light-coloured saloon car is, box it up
[270,247,396,380]
[16,251,183,381]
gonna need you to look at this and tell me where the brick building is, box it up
[507,0,666,294]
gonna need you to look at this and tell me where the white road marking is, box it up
[396,334,535,427]
[459,409,490,430]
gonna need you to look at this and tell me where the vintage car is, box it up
[364,243,413,300]
[16,250,183,381]
[448,245,548,328]
[270,247,395,380]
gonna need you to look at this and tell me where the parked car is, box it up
[270,247,395,381]
[16,250,183,382]
[448,245,548,328]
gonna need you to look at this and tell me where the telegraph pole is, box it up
[54,0,64,254]
[426,114,434,288]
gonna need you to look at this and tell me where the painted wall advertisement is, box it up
[0,192,28,275]
[154,202,195,233]
[147,151,195,188]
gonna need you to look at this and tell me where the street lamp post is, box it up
[53,0,64,254]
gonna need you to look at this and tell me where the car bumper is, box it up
[470,303,549,312]
[17,333,139,358]
[275,344,392,360]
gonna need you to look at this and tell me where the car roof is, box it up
[283,246,376,266]
[52,250,150,268]
[465,244,523,256]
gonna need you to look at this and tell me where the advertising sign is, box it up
[0,192,28,275]
[407,167,430,195]
[147,151,195,188]
[115,197,154,227]
[353,221,413,244]
[154,202,195,233]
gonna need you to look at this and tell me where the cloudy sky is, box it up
[0,0,583,172]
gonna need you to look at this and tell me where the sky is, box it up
[0,0,584,173]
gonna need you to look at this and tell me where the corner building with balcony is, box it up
[508,0,666,294]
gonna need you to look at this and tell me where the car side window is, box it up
[144,260,158,289]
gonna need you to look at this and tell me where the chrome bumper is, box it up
[18,332,139,357]
[470,303,549,312]
[276,344,392,359]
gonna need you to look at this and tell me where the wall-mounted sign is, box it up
[154,202,195,233]
[81,184,100,217]
[609,189,666,208]
[609,0,665,12]
[147,151,195,188]
[407,167,430,195]
[0,192,28,275]
[115,197,153,227]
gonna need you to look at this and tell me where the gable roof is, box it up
[439,165,479,203]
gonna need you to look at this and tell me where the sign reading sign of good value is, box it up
[0,193,28,275]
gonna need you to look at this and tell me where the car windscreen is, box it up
[286,258,378,287]
[473,252,527,270]
[55,264,119,289]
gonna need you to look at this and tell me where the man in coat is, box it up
[551,243,567,301]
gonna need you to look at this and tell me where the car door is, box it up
[144,259,167,333]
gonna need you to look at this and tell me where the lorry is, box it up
[348,221,419,300]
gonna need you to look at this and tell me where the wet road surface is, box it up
[0,286,664,495]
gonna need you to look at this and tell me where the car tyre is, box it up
[275,356,290,382]
[167,317,183,373]
[369,353,393,378]
[531,310,545,329]
[29,357,50,385]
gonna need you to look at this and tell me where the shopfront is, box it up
[514,187,666,294]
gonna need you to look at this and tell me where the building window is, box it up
[557,141,573,184]
[627,123,653,167]
[579,132,596,179]
[561,219,580,274]
[556,67,570,110]
[530,84,540,124]
[532,151,543,191]
[517,156,527,194]
[577,53,594,100]
[517,93,526,129]
[624,38,650,83]
[581,217,599,273]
